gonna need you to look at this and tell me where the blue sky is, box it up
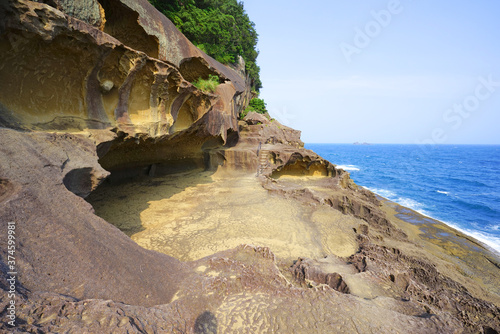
[241,0,500,144]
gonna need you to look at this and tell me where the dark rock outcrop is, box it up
[292,258,350,294]
[348,243,500,332]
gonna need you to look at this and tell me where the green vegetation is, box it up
[247,97,267,113]
[192,74,220,93]
[240,97,267,118]
[149,0,262,91]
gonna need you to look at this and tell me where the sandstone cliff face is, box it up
[209,111,353,184]
[1,1,500,333]
[0,0,251,174]
[0,0,254,314]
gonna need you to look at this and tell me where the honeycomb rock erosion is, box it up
[0,0,250,173]
[0,0,251,315]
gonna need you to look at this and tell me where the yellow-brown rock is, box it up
[0,0,250,173]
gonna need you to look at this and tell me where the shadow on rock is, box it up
[86,169,214,236]
[194,311,217,334]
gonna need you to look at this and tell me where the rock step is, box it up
[256,149,269,176]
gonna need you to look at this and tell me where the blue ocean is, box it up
[306,144,500,254]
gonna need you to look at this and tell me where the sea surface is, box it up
[306,144,500,254]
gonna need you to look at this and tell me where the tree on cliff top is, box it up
[149,0,262,91]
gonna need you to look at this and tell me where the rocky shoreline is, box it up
[0,0,499,333]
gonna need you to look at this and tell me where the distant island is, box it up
[353,142,371,145]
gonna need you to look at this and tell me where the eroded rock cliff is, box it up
[1,0,499,333]
[0,0,251,176]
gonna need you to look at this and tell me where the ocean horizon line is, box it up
[306,142,500,146]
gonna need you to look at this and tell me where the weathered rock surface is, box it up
[0,0,499,333]
[208,112,349,181]
[0,129,189,307]
[1,245,468,333]
[291,257,351,293]
[0,0,251,174]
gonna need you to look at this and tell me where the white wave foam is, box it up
[441,221,500,255]
[365,187,396,199]
[396,197,422,210]
[363,189,500,254]
[364,187,427,213]
[416,215,500,254]
[437,190,449,195]
[396,197,429,215]
[363,187,500,254]
[337,164,360,172]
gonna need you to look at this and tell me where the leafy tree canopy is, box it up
[149,0,262,91]
[240,97,267,118]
